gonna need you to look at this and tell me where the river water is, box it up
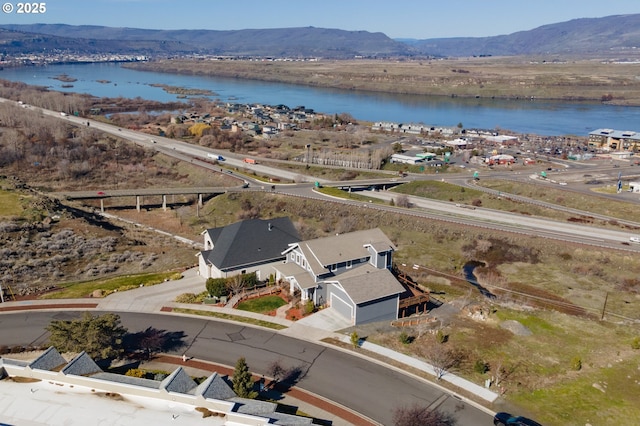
[1,62,639,136]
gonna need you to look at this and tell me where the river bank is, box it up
[124,57,640,106]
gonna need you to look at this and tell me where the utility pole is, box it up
[601,291,609,321]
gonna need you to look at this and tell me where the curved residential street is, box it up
[0,270,495,426]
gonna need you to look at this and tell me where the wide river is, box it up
[2,62,639,136]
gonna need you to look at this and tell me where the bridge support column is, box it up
[162,195,167,211]
[100,199,104,213]
[136,196,141,212]
[198,193,203,208]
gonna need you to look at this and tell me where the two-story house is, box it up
[197,217,300,280]
[273,228,405,325]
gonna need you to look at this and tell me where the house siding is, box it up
[355,295,399,324]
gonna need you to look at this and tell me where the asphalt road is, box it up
[0,311,493,426]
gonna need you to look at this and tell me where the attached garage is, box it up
[330,293,354,323]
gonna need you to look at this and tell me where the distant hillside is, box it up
[0,24,411,58]
[407,14,640,57]
[1,14,639,59]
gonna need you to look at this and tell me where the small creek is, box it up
[462,261,495,299]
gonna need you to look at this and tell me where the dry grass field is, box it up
[128,57,640,105]
[181,190,638,425]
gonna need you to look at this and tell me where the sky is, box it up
[1,0,638,39]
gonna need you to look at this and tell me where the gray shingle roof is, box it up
[91,372,162,389]
[197,372,237,400]
[29,347,67,372]
[161,367,197,394]
[230,397,277,415]
[269,412,314,425]
[334,264,405,304]
[61,351,102,376]
[295,228,394,273]
[202,217,300,271]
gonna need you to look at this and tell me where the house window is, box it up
[346,260,352,269]
[290,253,295,261]
[296,254,301,265]
[302,259,306,268]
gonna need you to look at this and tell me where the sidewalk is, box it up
[0,267,497,419]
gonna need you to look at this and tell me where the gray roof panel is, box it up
[202,217,300,270]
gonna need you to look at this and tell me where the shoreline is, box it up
[122,58,640,107]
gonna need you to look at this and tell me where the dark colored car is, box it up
[493,412,542,426]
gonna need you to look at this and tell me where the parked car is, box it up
[630,236,640,243]
[493,412,542,426]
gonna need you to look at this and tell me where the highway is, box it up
[5,98,640,424]
[0,311,493,426]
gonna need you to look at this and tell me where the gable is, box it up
[301,228,394,268]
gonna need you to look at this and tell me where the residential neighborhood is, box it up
[275,228,406,325]
[198,219,409,326]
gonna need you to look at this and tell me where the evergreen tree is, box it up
[46,312,127,360]
[232,357,258,399]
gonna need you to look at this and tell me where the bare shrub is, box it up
[419,339,462,380]
[396,194,411,208]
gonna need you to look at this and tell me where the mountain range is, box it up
[1,14,639,59]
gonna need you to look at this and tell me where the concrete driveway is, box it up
[294,307,352,332]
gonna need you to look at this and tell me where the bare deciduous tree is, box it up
[266,359,287,386]
[392,403,456,426]
[420,341,462,380]
[227,274,246,296]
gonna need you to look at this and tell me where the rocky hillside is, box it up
[407,14,640,58]
[0,25,411,58]
[2,14,640,59]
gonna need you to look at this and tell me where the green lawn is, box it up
[172,308,287,330]
[0,190,24,217]
[236,295,287,313]
[41,271,183,299]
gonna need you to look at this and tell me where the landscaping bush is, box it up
[474,359,489,374]
[125,368,146,378]
[206,278,230,298]
[303,299,315,316]
[570,356,582,371]
[175,293,198,303]
[243,272,259,289]
[399,331,413,345]
[435,329,448,344]
[350,331,360,348]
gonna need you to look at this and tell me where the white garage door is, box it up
[330,294,353,321]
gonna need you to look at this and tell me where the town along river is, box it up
[2,62,639,136]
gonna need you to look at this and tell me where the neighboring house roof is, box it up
[286,228,395,275]
[29,347,67,372]
[61,352,102,376]
[161,367,197,394]
[197,372,237,400]
[202,217,300,271]
[331,264,405,304]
